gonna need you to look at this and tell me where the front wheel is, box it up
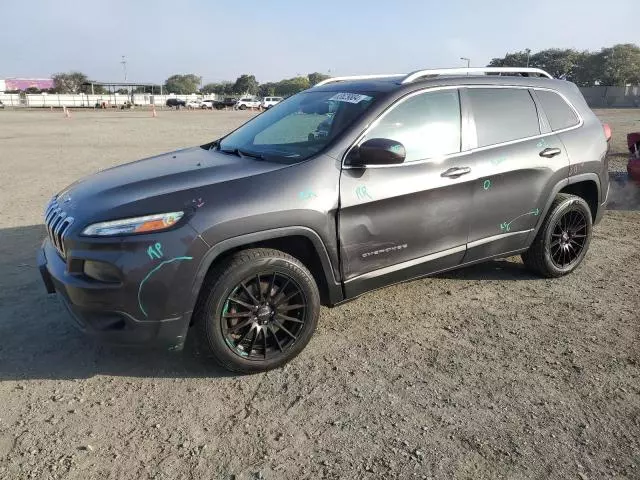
[522,193,593,278]
[194,248,320,373]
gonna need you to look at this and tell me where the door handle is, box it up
[441,167,471,178]
[539,147,562,158]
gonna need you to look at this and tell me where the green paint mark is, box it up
[147,242,163,260]
[499,209,541,233]
[138,256,193,318]
[356,185,372,200]
[490,157,507,165]
[299,190,317,200]
[536,138,550,149]
[483,179,491,190]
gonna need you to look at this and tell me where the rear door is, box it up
[463,87,570,262]
[339,88,474,297]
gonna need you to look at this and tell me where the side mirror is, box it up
[346,138,406,167]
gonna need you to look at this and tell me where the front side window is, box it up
[535,89,579,131]
[467,88,541,147]
[362,89,461,162]
[218,90,379,164]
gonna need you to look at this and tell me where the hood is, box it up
[56,147,290,223]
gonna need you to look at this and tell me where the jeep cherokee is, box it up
[38,67,610,373]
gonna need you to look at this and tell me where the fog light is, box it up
[83,260,121,283]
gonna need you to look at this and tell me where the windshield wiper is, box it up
[237,148,265,161]
[218,146,265,161]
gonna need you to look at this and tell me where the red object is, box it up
[603,123,612,142]
[628,132,640,155]
[628,159,640,182]
[628,132,640,182]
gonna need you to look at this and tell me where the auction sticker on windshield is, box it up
[329,93,372,104]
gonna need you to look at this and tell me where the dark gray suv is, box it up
[38,67,610,373]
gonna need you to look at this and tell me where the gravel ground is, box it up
[0,108,638,480]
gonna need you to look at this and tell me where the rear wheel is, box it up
[239,104,247,110]
[522,193,592,278]
[194,248,320,373]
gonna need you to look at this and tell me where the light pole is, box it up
[120,55,127,82]
[525,48,531,68]
[460,57,470,69]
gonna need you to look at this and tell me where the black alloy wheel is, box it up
[549,208,588,269]
[522,193,593,278]
[221,272,307,360]
[195,248,320,373]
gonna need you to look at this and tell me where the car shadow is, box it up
[434,256,540,281]
[0,224,233,381]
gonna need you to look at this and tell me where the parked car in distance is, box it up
[186,100,202,109]
[201,99,216,109]
[262,97,283,109]
[38,67,610,374]
[212,97,238,110]
[166,98,186,108]
[0,100,4,109]
[235,97,261,110]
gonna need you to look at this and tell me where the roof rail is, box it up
[314,74,405,87]
[401,67,553,83]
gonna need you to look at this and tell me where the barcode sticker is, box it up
[329,93,372,104]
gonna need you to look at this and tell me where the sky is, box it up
[0,0,636,84]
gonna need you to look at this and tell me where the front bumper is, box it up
[37,240,191,350]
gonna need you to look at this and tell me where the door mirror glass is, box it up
[347,138,406,167]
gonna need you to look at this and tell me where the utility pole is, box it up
[460,57,470,68]
[525,48,531,68]
[120,55,127,82]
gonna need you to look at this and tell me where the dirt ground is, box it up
[0,108,638,480]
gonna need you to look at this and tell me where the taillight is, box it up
[603,123,612,142]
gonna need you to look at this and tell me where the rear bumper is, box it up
[37,241,190,350]
[595,179,609,225]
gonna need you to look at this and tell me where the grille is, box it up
[44,198,74,258]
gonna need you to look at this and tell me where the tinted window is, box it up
[468,88,540,147]
[363,89,461,162]
[535,89,579,131]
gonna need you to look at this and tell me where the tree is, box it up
[164,74,201,94]
[307,72,330,86]
[488,51,532,68]
[274,76,310,96]
[52,71,90,94]
[201,82,234,95]
[232,74,259,95]
[258,82,277,97]
[487,44,640,86]
[597,44,640,86]
[25,87,41,94]
[116,88,129,94]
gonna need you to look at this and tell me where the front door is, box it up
[338,88,474,298]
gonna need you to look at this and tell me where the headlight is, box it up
[81,211,184,236]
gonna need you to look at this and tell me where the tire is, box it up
[194,248,320,374]
[239,104,247,110]
[522,193,593,278]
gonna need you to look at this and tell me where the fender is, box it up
[187,226,344,313]
[527,173,602,244]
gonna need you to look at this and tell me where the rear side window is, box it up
[364,89,461,162]
[535,90,579,131]
[467,88,540,147]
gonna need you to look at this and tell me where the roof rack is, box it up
[401,67,553,83]
[313,67,553,87]
[314,74,405,87]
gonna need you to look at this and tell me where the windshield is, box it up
[218,90,379,164]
